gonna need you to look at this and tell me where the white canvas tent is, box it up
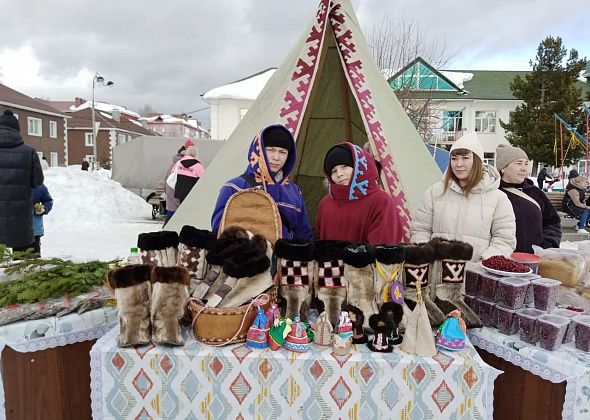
[111,136,223,193]
[167,0,440,240]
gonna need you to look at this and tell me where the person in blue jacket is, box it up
[32,184,53,255]
[211,124,313,240]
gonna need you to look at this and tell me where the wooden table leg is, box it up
[477,348,566,420]
[2,339,96,420]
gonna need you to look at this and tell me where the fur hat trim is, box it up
[313,240,350,262]
[151,266,190,285]
[222,254,271,278]
[219,225,250,240]
[373,244,405,264]
[108,264,152,288]
[429,237,473,261]
[368,313,394,332]
[275,239,314,261]
[205,236,250,265]
[137,231,179,250]
[404,243,435,264]
[179,226,216,249]
[380,301,403,324]
[342,244,374,267]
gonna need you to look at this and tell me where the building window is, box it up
[475,111,496,133]
[483,152,495,167]
[239,108,248,120]
[50,152,58,167]
[49,121,57,138]
[117,133,126,145]
[85,154,96,162]
[442,110,463,132]
[85,132,94,146]
[28,117,42,136]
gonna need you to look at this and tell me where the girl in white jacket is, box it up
[410,133,516,261]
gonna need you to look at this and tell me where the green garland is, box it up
[0,258,110,307]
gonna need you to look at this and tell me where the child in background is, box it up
[32,184,53,255]
[316,142,404,244]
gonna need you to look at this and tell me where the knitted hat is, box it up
[495,144,528,171]
[283,316,309,352]
[262,125,293,152]
[449,132,483,161]
[184,138,194,148]
[324,144,354,175]
[0,109,20,132]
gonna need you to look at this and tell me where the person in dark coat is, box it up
[211,124,313,240]
[562,175,590,233]
[316,142,404,244]
[32,184,53,255]
[0,109,44,251]
[496,144,561,252]
[536,165,551,190]
[171,141,204,203]
[81,159,89,171]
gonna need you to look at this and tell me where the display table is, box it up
[91,327,500,419]
[468,327,590,420]
[0,307,117,420]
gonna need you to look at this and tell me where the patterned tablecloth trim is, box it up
[485,365,503,420]
[90,326,118,420]
[468,331,577,420]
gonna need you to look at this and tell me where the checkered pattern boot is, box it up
[137,231,179,267]
[275,239,315,322]
[313,240,350,327]
[178,226,216,281]
[402,243,446,327]
[342,244,377,330]
[430,238,482,329]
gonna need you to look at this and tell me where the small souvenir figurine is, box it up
[367,314,394,353]
[314,311,333,346]
[332,333,353,356]
[266,303,281,325]
[268,317,291,351]
[283,316,310,352]
[345,304,367,344]
[380,301,403,345]
[436,310,467,351]
[246,308,270,349]
[336,311,353,339]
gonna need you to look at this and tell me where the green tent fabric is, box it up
[166,0,440,239]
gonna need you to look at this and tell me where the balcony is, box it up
[427,130,464,145]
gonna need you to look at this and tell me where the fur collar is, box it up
[404,243,435,265]
[429,238,473,261]
[342,244,374,267]
[373,245,405,264]
[274,239,314,261]
[179,226,216,249]
[205,226,250,265]
[137,231,179,251]
[108,264,152,288]
[151,266,190,285]
[313,240,350,262]
[222,234,271,278]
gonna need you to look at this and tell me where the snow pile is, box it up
[202,68,276,101]
[440,71,474,89]
[44,167,150,228]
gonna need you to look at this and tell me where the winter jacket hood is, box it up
[244,124,296,185]
[0,126,24,149]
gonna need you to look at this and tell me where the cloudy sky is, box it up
[0,0,587,129]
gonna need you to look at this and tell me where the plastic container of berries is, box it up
[497,306,519,335]
[463,294,479,315]
[532,278,560,312]
[517,307,545,344]
[497,277,529,310]
[478,299,498,328]
[537,314,569,351]
[573,315,590,352]
[551,308,580,343]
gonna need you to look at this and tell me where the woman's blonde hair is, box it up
[443,148,483,197]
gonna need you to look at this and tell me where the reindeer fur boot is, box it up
[402,243,446,327]
[197,227,250,302]
[150,266,190,345]
[275,239,315,321]
[137,231,179,267]
[313,240,350,327]
[342,244,377,330]
[108,264,153,347]
[430,238,482,329]
[178,226,216,282]
[218,234,273,308]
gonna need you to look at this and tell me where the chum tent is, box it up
[426,145,450,172]
[111,136,223,193]
[167,0,441,240]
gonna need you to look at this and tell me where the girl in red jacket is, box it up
[316,142,404,245]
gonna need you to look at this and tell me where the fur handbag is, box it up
[108,264,153,347]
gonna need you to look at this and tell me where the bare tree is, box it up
[137,104,157,117]
[368,16,458,143]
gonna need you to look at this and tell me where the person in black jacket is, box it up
[0,109,44,251]
[563,175,590,233]
[496,144,561,252]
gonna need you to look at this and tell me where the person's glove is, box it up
[34,203,45,215]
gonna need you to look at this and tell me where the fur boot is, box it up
[108,264,153,347]
[402,243,446,327]
[197,227,250,302]
[178,226,216,282]
[312,240,350,327]
[373,244,406,306]
[430,238,482,328]
[275,239,315,321]
[150,266,190,345]
[217,235,273,308]
[342,244,377,330]
[137,231,179,266]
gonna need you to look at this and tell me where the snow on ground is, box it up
[42,167,162,262]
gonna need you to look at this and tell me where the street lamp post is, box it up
[91,73,113,170]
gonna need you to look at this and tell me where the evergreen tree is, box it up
[501,36,586,165]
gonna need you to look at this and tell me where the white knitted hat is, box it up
[450,132,484,161]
